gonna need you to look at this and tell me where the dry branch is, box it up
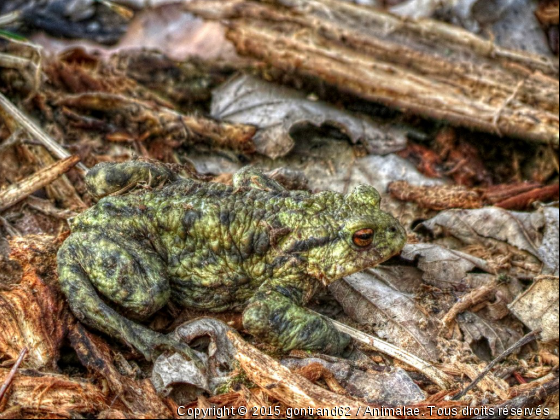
[185,0,559,145]
[0,155,80,212]
[226,331,388,419]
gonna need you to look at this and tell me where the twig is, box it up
[0,155,81,212]
[0,347,28,403]
[474,376,559,420]
[0,92,88,174]
[452,329,542,400]
[326,317,454,390]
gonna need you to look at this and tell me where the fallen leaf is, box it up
[153,318,238,397]
[400,243,491,289]
[419,207,550,276]
[329,270,440,361]
[509,275,559,342]
[456,311,523,360]
[211,74,407,159]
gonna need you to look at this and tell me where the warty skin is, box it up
[57,161,406,362]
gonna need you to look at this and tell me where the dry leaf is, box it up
[456,311,523,360]
[211,74,407,159]
[509,275,559,342]
[329,270,440,361]
[153,318,238,397]
[420,207,551,276]
[400,243,491,289]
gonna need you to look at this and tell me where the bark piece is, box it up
[0,368,106,416]
[388,181,483,210]
[185,0,559,145]
[68,323,173,418]
[282,358,426,405]
[0,235,69,370]
[57,92,257,154]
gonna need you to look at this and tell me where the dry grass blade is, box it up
[0,92,88,174]
[452,330,542,401]
[0,347,27,403]
[0,155,80,212]
[328,318,454,390]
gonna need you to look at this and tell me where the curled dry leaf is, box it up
[0,235,68,370]
[153,318,238,397]
[388,181,483,210]
[282,358,426,405]
[509,275,559,342]
[211,74,407,159]
[329,270,440,362]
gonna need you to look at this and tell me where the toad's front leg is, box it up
[242,286,351,355]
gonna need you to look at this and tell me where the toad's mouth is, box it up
[308,243,406,285]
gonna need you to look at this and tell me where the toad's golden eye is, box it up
[352,228,374,247]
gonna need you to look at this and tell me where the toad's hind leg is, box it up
[57,232,195,362]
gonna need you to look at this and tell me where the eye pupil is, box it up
[353,228,374,247]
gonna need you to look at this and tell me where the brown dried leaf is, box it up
[420,207,550,276]
[400,243,491,289]
[456,311,523,361]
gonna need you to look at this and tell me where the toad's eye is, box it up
[352,228,374,247]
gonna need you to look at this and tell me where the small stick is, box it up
[452,329,542,400]
[0,92,88,174]
[0,155,80,212]
[327,317,454,390]
[0,347,28,403]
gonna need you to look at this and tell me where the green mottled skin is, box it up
[57,160,406,362]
